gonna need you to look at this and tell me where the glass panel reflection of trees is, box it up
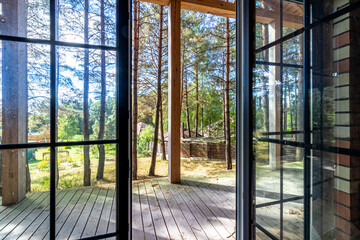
[253,0,360,239]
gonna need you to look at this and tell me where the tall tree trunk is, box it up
[181,42,186,138]
[261,22,269,133]
[288,81,294,138]
[83,0,91,186]
[195,57,199,137]
[132,0,140,180]
[296,35,304,161]
[225,17,232,170]
[149,6,163,176]
[222,52,226,139]
[160,100,166,160]
[185,73,191,138]
[283,50,288,132]
[96,0,106,180]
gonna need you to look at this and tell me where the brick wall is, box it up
[180,142,236,160]
[333,1,360,238]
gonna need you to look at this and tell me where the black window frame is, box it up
[0,0,130,239]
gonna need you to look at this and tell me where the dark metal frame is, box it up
[243,0,360,239]
[0,0,130,239]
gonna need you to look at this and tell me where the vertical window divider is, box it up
[49,0,57,239]
[279,0,284,238]
[116,0,131,239]
[303,0,311,238]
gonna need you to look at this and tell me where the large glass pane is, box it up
[255,143,304,239]
[0,41,51,144]
[311,150,335,239]
[255,33,304,142]
[57,46,116,142]
[58,0,116,46]
[0,0,50,39]
[55,144,116,238]
[0,148,50,239]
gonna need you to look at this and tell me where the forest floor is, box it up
[27,147,236,192]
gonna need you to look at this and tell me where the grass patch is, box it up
[29,147,235,192]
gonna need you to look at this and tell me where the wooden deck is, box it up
[0,178,235,240]
[0,186,116,240]
[132,178,236,240]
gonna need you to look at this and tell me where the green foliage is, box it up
[58,114,80,140]
[137,125,154,157]
[39,160,48,170]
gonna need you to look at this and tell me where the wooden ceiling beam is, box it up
[139,0,303,28]
[256,7,303,29]
[139,0,236,18]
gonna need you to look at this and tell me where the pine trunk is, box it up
[296,35,304,161]
[96,0,106,180]
[195,58,199,137]
[83,0,91,186]
[132,0,140,180]
[185,73,191,138]
[261,23,269,133]
[225,17,232,170]
[160,102,166,160]
[149,6,163,176]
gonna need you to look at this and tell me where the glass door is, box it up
[0,0,129,239]
[249,0,360,239]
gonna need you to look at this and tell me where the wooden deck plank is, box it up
[82,188,108,238]
[0,192,44,233]
[201,182,236,209]
[164,180,213,240]
[170,183,223,240]
[29,188,78,240]
[157,180,198,240]
[106,191,116,237]
[96,188,115,236]
[0,192,48,239]
[0,192,37,223]
[68,187,101,239]
[195,181,236,222]
[183,181,235,240]
[50,188,86,239]
[56,187,94,239]
[152,180,183,240]
[3,193,50,240]
[132,184,145,240]
[17,190,68,240]
[144,181,171,240]
[185,181,235,232]
[138,182,157,240]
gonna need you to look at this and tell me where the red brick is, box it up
[336,217,360,237]
[334,59,350,73]
[335,203,351,220]
[336,216,352,234]
[334,190,351,207]
[335,140,351,150]
[336,153,351,166]
[334,32,351,48]
[334,190,360,208]
[335,228,351,240]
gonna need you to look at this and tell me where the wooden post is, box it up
[1,0,28,205]
[168,0,181,184]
